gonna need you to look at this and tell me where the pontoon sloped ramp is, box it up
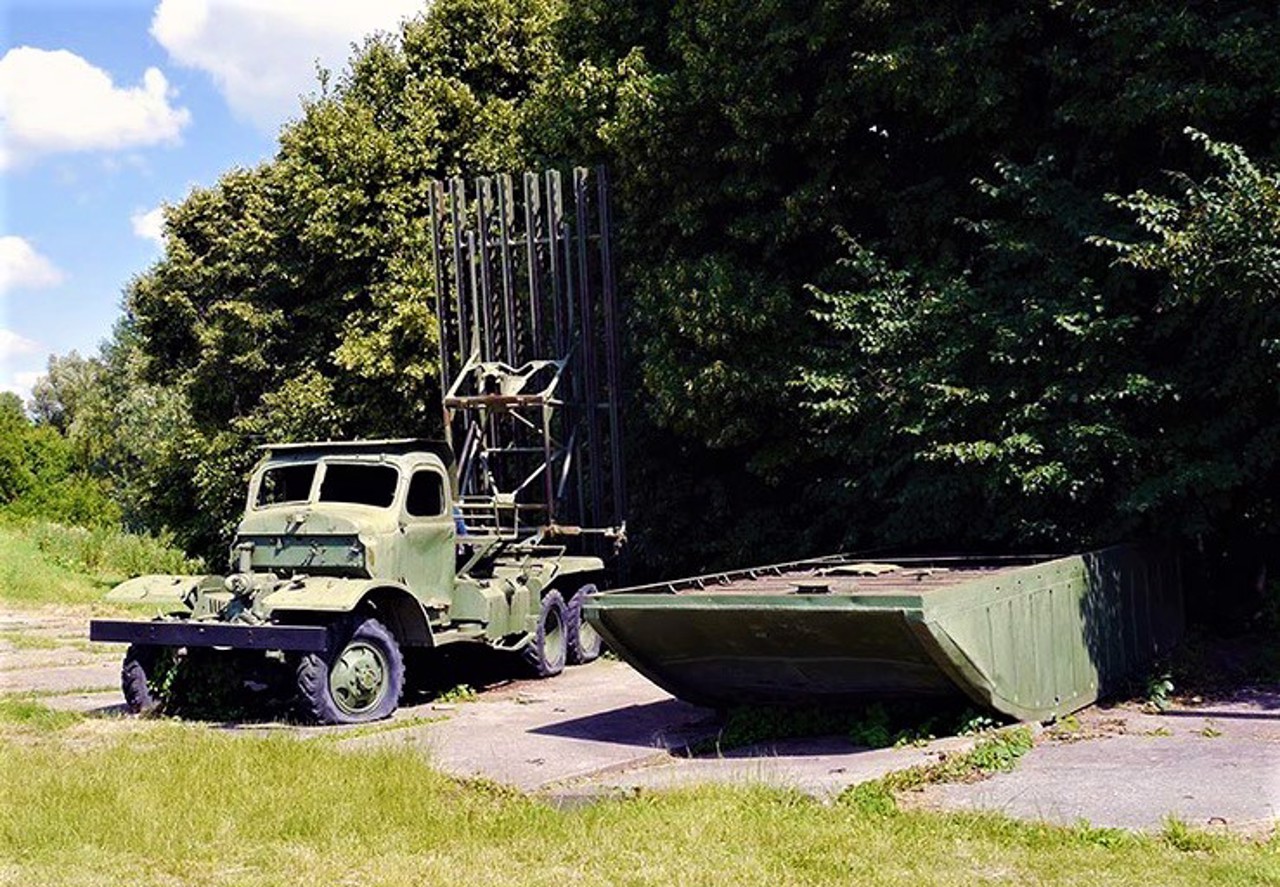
[585,546,1182,721]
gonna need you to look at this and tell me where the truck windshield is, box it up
[256,463,317,507]
[318,463,399,508]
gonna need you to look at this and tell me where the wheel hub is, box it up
[330,641,388,715]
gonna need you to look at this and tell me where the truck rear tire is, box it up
[522,590,567,678]
[296,617,404,725]
[121,643,165,714]
[566,584,604,665]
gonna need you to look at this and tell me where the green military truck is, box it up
[91,439,606,723]
[90,168,627,724]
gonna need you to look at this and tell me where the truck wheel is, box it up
[121,644,165,714]
[566,584,604,665]
[296,617,404,725]
[522,590,567,678]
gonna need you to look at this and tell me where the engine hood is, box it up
[235,505,399,576]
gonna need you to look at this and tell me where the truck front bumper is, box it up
[89,619,331,652]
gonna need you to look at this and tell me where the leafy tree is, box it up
[28,352,105,434]
[0,391,120,527]
[0,393,32,503]
[1096,131,1280,543]
[527,0,1280,566]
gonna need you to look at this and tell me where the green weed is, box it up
[1050,714,1081,736]
[1146,671,1176,712]
[1069,821,1137,850]
[25,519,200,579]
[0,519,200,608]
[436,683,478,704]
[1161,816,1230,853]
[845,726,1037,798]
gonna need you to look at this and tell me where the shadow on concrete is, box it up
[530,697,714,749]
[1226,687,1280,710]
[712,735,870,759]
[1161,709,1280,721]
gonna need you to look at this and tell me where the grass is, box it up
[320,714,447,742]
[0,518,201,609]
[0,696,84,732]
[0,725,1275,887]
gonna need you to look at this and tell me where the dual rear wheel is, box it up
[521,584,604,677]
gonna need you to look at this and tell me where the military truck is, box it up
[91,439,606,723]
[90,168,627,723]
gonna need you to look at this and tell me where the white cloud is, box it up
[151,0,423,130]
[0,330,46,404]
[0,236,65,295]
[0,329,46,403]
[131,205,167,246]
[0,47,191,170]
[0,329,43,362]
[0,369,43,403]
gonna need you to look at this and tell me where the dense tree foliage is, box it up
[533,0,1280,564]
[26,0,1280,585]
[0,392,119,527]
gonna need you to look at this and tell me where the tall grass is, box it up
[22,521,200,578]
[0,726,1274,887]
[0,518,202,608]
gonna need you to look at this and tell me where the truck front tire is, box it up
[296,617,404,725]
[566,584,604,665]
[121,643,165,714]
[522,590,567,677]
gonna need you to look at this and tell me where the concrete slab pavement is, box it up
[912,687,1280,834]
[345,659,715,790]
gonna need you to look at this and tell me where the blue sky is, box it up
[1,0,424,401]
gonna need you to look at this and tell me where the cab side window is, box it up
[405,470,445,517]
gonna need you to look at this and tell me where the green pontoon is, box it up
[584,546,1182,722]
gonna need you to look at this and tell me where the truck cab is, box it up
[238,442,457,606]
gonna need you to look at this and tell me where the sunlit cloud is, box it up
[0,47,191,169]
[0,236,65,295]
[151,0,423,130]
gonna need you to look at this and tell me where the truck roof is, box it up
[258,438,455,466]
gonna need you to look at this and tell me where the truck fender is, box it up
[549,556,606,596]
[267,577,436,648]
[105,574,220,608]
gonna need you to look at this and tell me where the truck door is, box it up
[400,467,455,603]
